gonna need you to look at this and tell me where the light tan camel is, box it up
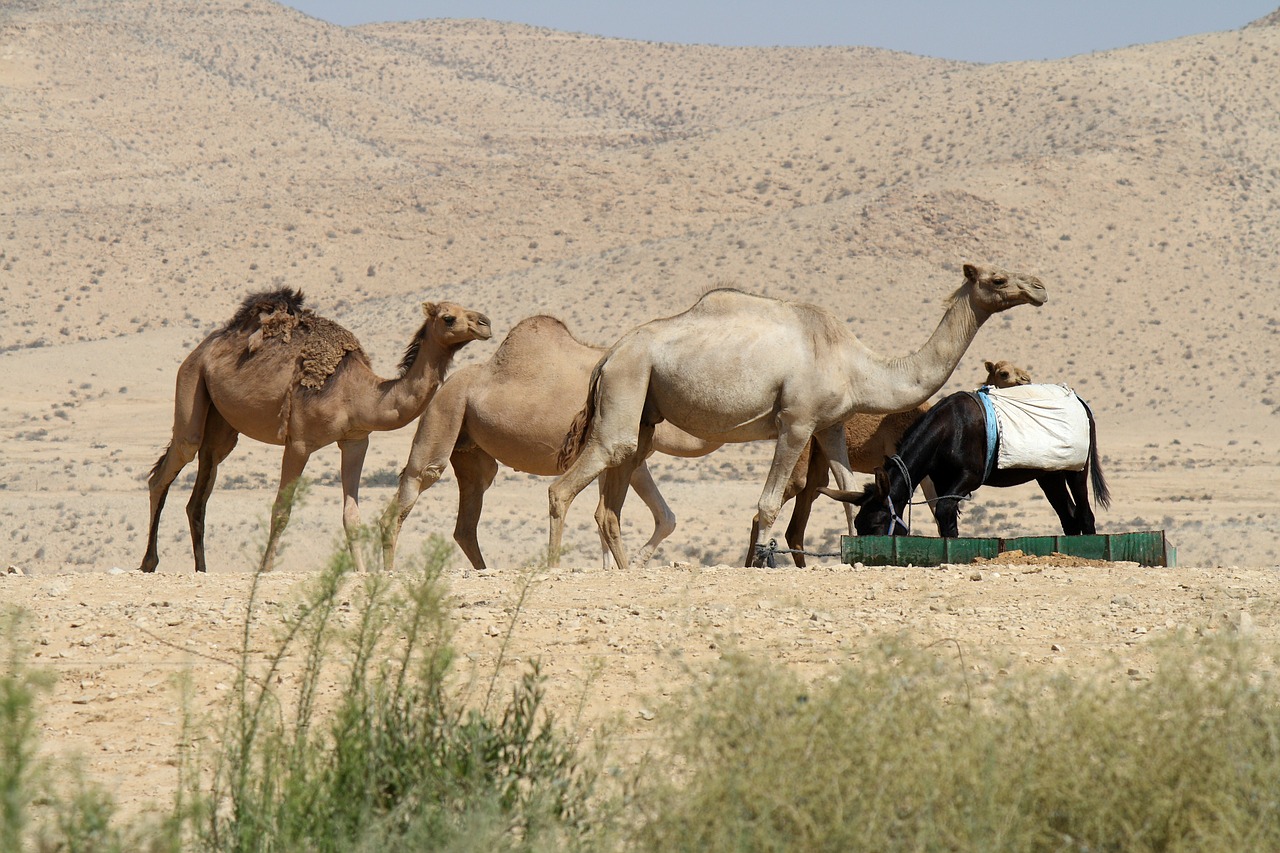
[381,315,718,571]
[753,358,1032,566]
[550,262,1047,570]
[141,288,491,574]
[983,359,1031,388]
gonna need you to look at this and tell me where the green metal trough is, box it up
[840,530,1175,568]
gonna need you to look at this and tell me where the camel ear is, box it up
[984,360,995,372]
[422,301,438,318]
[963,263,979,283]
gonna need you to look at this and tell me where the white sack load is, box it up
[986,383,1090,472]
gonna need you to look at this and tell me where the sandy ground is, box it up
[4,558,1277,823]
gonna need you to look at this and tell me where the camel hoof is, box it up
[751,541,778,569]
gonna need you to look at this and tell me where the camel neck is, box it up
[873,290,988,411]
[371,339,454,431]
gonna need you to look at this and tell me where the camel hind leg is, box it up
[185,407,239,573]
[141,358,213,573]
[625,459,675,569]
[547,358,650,568]
[591,427,651,571]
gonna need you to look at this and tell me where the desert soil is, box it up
[4,555,1277,823]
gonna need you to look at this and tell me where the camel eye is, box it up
[991,276,1008,286]
[442,315,456,326]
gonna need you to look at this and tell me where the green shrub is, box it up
[192,533,601,852]
[629,634,1280,852]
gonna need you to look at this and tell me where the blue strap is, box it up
[974,387,999,483]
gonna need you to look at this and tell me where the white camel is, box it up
[549,263,1047,569]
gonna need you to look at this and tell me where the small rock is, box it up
[1228,610,1255,636]
[6,565,24,576]
[969,571,984,581]
[1051,643,1064,652]
[637,708,655,721]
[107,567,128,576]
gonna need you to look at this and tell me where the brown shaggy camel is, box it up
[550,263,1047,570]
[753,358,1032,566]
[141,288,491,574]
[382,315,717,571]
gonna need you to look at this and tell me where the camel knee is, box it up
[654,507,676,541]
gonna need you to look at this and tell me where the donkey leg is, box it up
[1038,475,1082,535]
[1064,470,1096,534]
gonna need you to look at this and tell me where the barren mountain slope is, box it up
[2,0,1279,570]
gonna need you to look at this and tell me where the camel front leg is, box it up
[813,422,858,539]
[262,444,310,572]
[782,440,827,568]
[382,379,467,569]
[185,409,239,574]
[339,437,369,572]
[751,420,814,567]
[451,449,499,571]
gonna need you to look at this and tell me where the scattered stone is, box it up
[637,708,655,721]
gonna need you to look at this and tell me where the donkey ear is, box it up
[874,467,891,495]
[422,301,438,318]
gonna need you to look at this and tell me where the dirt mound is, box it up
[969,549,1116,568]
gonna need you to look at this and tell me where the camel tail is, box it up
[1084,402,1111,510]
[556,361,604,472]
[148,445,172,483]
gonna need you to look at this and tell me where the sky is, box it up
[280,1,1278,63]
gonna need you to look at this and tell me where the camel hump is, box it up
[491,315,593,369]
[219,288,367,389]
[295,315,366,389]
[224,287,308,334]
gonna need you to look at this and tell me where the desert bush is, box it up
[628,634,1280,852]
[190,532,602,853]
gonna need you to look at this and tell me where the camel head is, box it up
[423,300,493,347]
[397,301,492,374]
[983,359,1031,388]
[961,263,1047,314]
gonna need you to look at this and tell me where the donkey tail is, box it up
[556,360,603,472]
[1085,404,1111,510]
